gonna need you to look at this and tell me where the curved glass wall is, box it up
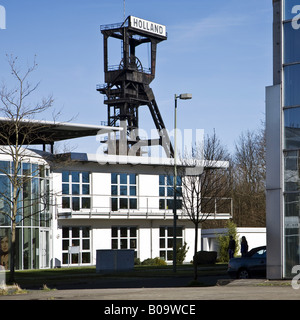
[283,0,300,276]
[0,160,50,270]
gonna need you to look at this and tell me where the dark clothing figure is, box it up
[228,236,236,260]
[241,236,249,257]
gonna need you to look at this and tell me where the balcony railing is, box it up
[55,194,232,220]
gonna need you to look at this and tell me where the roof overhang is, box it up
[0,117,122,145]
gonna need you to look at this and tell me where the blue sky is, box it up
[0,0,272,155]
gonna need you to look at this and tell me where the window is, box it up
[62,171,91,211]
[62,226,91,265]
[111,226,137,257]
[159,175,182,210]
[159,226,183,261]
[111,173,137,211]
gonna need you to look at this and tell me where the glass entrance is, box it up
[40,229,49,269]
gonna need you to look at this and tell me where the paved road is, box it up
[1,276,299,300]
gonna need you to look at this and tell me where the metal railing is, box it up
[55,194,232,220]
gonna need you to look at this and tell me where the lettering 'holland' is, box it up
[130,16,166,37]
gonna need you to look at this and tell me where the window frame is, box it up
[62,171,91,211]
[110,173,138,211]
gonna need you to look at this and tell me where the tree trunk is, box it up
[8,221,16,284]
[193,222,199,281]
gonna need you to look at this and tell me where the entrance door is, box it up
[40,229,49,269]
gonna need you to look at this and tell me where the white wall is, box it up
[201,227,266,255]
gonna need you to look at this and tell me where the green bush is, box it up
[141,257,167,266]
[176,242,189,265]
[217,220,239,262]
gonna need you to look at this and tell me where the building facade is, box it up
[50,153,231,268]
[0,148,231,270]
[0,149,51,270]
[266,0,300,278]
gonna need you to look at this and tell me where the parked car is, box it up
[227,246,266,279]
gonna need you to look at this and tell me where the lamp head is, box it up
[179,93,192,100]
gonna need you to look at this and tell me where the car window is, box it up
[251,249,266,258]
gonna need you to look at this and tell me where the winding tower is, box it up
[97,16,174,157]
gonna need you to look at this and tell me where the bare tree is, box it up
[232,128,266,227]
[179,131,231,280]
[0,55,55,282]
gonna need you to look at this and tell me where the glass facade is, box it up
[283,0,300,276]
[0,160,50,270]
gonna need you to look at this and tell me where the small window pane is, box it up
[72,197,80,211]
[82,172,89,183]
[120,186,127,195]
[72,184,80,195]
[81,197,90,209]
[82,227,90,238]
[72,227,80,238]
[82,184,90,195]
[63,240,69,250]
[159,175,165,186]
[62,227,69,238]
[120,173,127,184]
[0,161,9,174]
[120,239,127,249]
[130,239,137,249]
[82,239,90,250]
[130,227,136,237]
[111,185,117,195]
[130,186,136,196]
[159,187,165,197]
[62,184,69,195]
[159,199,165,209]
[62,171,69,182]
[62,197,70,209]
[112,227,118,237]
[111,173,118,184]
[71,171,80,183]
[111,198,118,211]
[129,174,136,185]
[82,252,90,263]
[129,198,137,209]
[112,239,118,249]
[120,227,127,237]
[22,163,31,176]
[120,198,128,209]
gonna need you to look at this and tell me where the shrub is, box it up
[217,220,239,262]
[176,242,189,265]
[141,257,167,266]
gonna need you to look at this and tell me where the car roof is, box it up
[245,245,266,257]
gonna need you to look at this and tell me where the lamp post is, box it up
[173,93,192,273]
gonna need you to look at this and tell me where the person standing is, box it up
[240,236,249,257]
[228,235,236,260]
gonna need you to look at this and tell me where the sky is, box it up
[0,0,273,155]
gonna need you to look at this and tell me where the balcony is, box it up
[55,194,232,221]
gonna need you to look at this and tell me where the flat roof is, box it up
[0,117,122,145]
[52,152,229,175]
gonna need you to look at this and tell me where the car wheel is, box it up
[237,269,250,279]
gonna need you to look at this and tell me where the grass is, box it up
[1,263,228,293]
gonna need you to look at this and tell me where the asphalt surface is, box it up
[0,275,299,301]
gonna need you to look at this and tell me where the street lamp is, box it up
[173,93,192,273]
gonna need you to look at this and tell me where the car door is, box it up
[248,248,266,277]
